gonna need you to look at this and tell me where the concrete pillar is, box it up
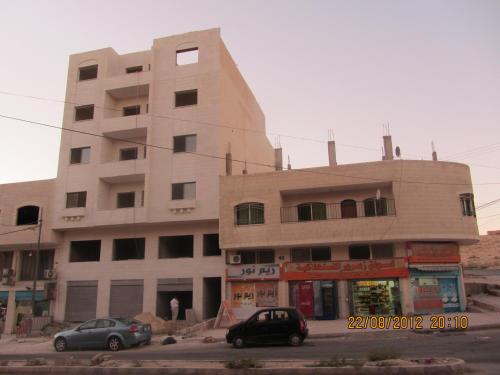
[274,148,283,171]
[4,291,16,334]
[399,277,413,315]
[192,276,203,322]
[225,152,232,175]
[383,135,394,160]
[142,278,157,315]
[96,279,110,318]
[328,141,337,166]
[278,280,288,306]
[337,280,349,318]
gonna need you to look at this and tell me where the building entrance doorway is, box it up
[156,291,192,321]
[203,277,221,319]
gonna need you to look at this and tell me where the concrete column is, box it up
[274,148,283,171]
[337,280,349,318]
[399,277,413,315]
[278,280,288,306]
[383,135,394,160]
[4,291,16,334]
[142,277,157,315]
[192,276,203,322]
[54,278,66,322]
[328,141,337,166]
[96,279,110,318]
[458,265,467,312]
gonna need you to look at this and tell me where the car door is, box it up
[269,310,291,342]
[94,319,114,348]
[245,311,273,344]
[73,320,98,349]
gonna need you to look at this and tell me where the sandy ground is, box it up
[461,233,500,268]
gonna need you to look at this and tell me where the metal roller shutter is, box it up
[109,280,144,318]
[65,281,97,322]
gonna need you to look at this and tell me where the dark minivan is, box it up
[226,307,308,348]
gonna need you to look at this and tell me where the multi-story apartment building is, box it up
[219,139,479,320]
[0,28,275,334]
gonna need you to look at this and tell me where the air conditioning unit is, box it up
[229,255,241,265]
[2,268,13,277]
[44,269,57,279]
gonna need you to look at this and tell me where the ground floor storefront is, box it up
[0,289,50,334]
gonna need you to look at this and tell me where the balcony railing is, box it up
[280,199,396,223]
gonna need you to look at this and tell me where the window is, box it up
[159,235,193,258]
[238,250,275,264]
[113,238,145,260]
[203,234,221,256]
[341,199,357,218]
[171,182,196,200]
[235,203,264,225]
[16,205,40,225]
[120,147,138,161]
[364,198,388,217]
[78,65,98,81]
[96,319,116,328]
[74,105,94,121]
[173,134,197,153]
[460,193,476,217]
[79,320,97,330]
[291,247,330,262]
[297,202,327,221]
[70,240,101,262]
[66,191,87,208]
[123,105,140,116]
[19,249,54,281]
[348,244,394,260]
[126,66,143,73]
[0,251,13,271]
[175,89,197,107]
[70,147,90,164]
[176,48,199,65]
[117,192,135,208]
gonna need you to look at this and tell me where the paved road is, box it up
[2,329,500,373]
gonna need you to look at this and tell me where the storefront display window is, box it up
[231,282,278,308]
[289,280,338,320]
[411,268,461,314]
[349,279,401,316]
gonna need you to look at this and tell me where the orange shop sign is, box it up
[407,242,460,264]
[283,258,409,280]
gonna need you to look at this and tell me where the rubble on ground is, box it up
[134,312,171,334]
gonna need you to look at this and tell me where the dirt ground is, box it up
[461,232,500,268]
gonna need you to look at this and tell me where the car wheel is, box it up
[289,333,302,347]
[232,336,245,349]
[54,337,67,352]
[107,336,123,351]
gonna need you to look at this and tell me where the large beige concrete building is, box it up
[0,28,275,334]
[219,141,479,320]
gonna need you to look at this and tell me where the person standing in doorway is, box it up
[170,296,179,322]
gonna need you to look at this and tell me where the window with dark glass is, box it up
[237,250,274,264]
[371,244,394,259]
[348,245,370,260]
[364,198,388,217]
[16,205,40,225]
[19,249,55,280]
[341,199,357,218]
[117,192,135,208]
[240,251,256,264]
[74,105,94,121]
[290,247,330,262]
[120,147,138,161]
[460,193,476,217]
[173,134,197,153]
[257,250,275,263]
[297,202,327,221]
[126,66,143,73]
[290,248,310,262]
[122,105,141,116]
[311,247,331,261]
[70,240,101,262]
[113,238,145,260]
[203,234,221,256]
[78,65,98,81]
[171,182,196,200]
[159,235,193,258]
[175,89,198,107]
[235,203,264,225]
[66,191,87,208]
[70,147,90,164]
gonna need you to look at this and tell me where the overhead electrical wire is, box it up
[1,113,499,187]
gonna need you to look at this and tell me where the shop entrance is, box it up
[349,279,401,316]
[156,291,192,321]
[203,277,221,319]
[289,280,338,320]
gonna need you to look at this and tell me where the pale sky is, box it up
[0,0,499,233]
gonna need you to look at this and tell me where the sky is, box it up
[0,0,499,233]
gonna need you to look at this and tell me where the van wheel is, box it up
[232,337,245,349]
[289,333,302,347]
[107,336,122,351]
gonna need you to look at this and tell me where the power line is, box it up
[0,226,38,236]
[1,113,499,187]
[476,198,500,211]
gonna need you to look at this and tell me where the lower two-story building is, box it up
[219,157,479,320]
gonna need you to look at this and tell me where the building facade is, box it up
[0,28,275,334]
[219,150,479,320]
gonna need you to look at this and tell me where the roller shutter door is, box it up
[65,281,97,322]
[109,280,144,318]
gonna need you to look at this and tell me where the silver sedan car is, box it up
[54,318,152,352]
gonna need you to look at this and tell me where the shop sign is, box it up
[256,282,278,307]
[231,282,279,308]
[227,263,280,281]
[407,242,460,263]
[231,283,255,308]
[284,258,409,280]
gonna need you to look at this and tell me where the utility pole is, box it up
[30,207,43,336]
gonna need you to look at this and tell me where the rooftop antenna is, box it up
[275,135,281,149]
[395,146,401,158]
[328,129,334,141]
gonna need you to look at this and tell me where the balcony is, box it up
[102,71,151,94]
[97,159,146,184]
[280,199,396,223]
[101,114,150,139]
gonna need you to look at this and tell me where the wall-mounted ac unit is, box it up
[229,255,241,265]
[44,269,57,279]
[1,269,14,286]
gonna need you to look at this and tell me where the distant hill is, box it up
[461,231,500,268]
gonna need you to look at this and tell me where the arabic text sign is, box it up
[227,264,280,280]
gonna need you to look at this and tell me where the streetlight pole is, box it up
[30,207,43,335]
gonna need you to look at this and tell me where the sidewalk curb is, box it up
[0,358,467,375]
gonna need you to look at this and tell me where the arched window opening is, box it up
[16,205,40,226]
[341,199,357,219]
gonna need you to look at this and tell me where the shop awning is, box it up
[410,266,459,272]
[15,291,44,301]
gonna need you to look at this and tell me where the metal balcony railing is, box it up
[280,199,396,223]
